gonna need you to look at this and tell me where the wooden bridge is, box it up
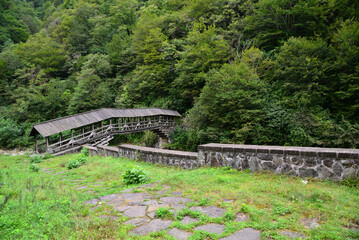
[29,108,181,155]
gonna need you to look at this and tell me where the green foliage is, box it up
[29,163,40,172]
[0,117,31,148]
[0,0,358,151]
[155,207,173,219]
[80,147,89,157]
[66,156,87,169]
[122,165,149,185]
[273,203,293,216]
[30,155,43,164]
[341,178,359,188]
[143,131,158,148]
[168,126,198,152]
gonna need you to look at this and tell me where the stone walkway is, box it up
[39,167,309,239]
[82,183,268,239]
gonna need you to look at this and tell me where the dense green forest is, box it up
[0,0,358,150]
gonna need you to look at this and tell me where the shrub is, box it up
[30,155,43,163]
[122,165,149,185]
[80,147,89,156]
[42,153,53,159]
[0,117,32,148]
[143,131,158,147]
[67,156,88,169]
[30,163,40,172]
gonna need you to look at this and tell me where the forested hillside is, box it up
[0,0,358,150]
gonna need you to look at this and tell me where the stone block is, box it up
[291,156,303,165]
[299,168,318,178]
[342,167,357,179]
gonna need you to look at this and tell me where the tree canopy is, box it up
[0,0,358,149]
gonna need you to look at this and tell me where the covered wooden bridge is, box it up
[29,108,181,155]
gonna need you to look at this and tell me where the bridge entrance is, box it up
[29,108,181,155]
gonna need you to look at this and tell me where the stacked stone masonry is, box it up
[198,143,359,180]
[84,143,358,180]
[86,144,200,169]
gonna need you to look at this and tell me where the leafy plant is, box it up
[122,165,149,185]
[29,163,40,172]
[143,131,158,147]
[155,207,173,219]
[30,155,43,163]
[273,203,293,216]
[66,156,88,170]
[80,147,89,156]
[43,153,53,159]
[198,197,210,206]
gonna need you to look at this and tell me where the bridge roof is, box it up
[29,108,181,137]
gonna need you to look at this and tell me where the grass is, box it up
[0,153,358,239]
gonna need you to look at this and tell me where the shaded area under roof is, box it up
[29,108,181,137]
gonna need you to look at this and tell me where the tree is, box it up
[188,61,266,143]
[172,22,230,112]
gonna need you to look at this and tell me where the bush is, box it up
[0,117,32,148]
[66,156,88,169]
[30,155,43,163]
[80,147,89,156]
[30,163,40,172]
[143,131,158,147]
[42,153,53,159]
[122,165,149,185]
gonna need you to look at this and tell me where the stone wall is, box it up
[198,143,359,180]
[84,144,200,169]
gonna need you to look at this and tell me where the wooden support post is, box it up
[34,135,38,153]
[46,137,49,151]
[82,127,85,137]
[59,133,62,147]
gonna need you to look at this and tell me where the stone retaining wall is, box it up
[83,143,358,180]
[84,144,200,169]
[198,143,359,180]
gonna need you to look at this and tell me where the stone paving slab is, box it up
[122,192,148,200]
[220,228,260,240]
[160,196,191,204]
[302,218,320,229]
[168,228,191,240]
[280,230,306,239]
[99,194,122,202]
[131,219,173,236]
[171,191,183,196]
[181,216,199,225]
[124,217,150,227]
[147,204,169,212]
[104,199,125,207]
[194,224,226,234]
[84,199,99,205]
[121,188,134,193]
[190,206,226,218]
[123,206,147,218]
[113,205,130,212]
[234,213,249,222]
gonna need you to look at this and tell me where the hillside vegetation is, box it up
[0,0,359,150]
